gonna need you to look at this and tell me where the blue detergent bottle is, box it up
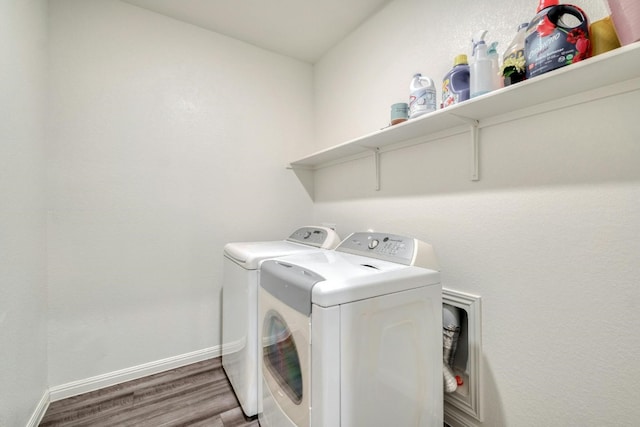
[442,54,470,108]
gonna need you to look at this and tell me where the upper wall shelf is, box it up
[290,42,640,174]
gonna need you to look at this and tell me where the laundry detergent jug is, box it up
[524,2,591,79]
[409,73,437,118]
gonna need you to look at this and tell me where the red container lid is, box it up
[537,0,559,13]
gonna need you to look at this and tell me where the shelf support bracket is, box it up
[368,147,381,191]
[469,120,479,181]
[451,115,480,181]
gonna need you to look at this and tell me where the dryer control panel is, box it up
[336,232,440,270]
[286,226,341,249]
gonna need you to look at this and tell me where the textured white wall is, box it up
[47,0,314,387]
[312,0,640,425]
[0,0,49,425]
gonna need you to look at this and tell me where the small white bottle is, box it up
[470,30,495,98]
[409,73,437,118]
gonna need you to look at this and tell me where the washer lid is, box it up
[266,250,440,308]
[223,226,341,269]
[224,240,318,269]
[312,262,440,308]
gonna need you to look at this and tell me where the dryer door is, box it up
[260,289,310,427]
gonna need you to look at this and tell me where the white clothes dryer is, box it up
[258,232,443,427]
[222,226,340,417]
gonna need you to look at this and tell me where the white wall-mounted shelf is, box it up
[289,42,640,195]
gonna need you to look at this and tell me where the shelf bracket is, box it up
[469,120,479,181]
[451,115,480,181]
[368,147,381,191]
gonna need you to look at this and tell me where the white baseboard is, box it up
[48,345,221,402]
[26,389,50,427]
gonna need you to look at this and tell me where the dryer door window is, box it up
[262,310,303,404]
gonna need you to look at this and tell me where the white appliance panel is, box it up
[221,257,258,413]
[310,305,341,427]
[339,285,443,427]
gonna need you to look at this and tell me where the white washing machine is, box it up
[221,226,340,417]
[258,232,443,427]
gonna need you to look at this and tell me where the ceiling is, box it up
[121,0,392,63]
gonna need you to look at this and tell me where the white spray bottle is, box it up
[470,30,495,98]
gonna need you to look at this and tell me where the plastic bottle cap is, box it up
[487,41,498,55]
[536,0,559,13]
[453,54,468,66]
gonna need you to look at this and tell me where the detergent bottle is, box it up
[441,55,470,108]
[470,30,495,98]
[501,23,528,86]
[409,73,437,118]
[525,0,591,78]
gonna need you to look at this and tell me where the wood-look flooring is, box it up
[39,357,259,427]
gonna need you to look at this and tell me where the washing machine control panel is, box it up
[287,226,340,249]
[337,232,418,265]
